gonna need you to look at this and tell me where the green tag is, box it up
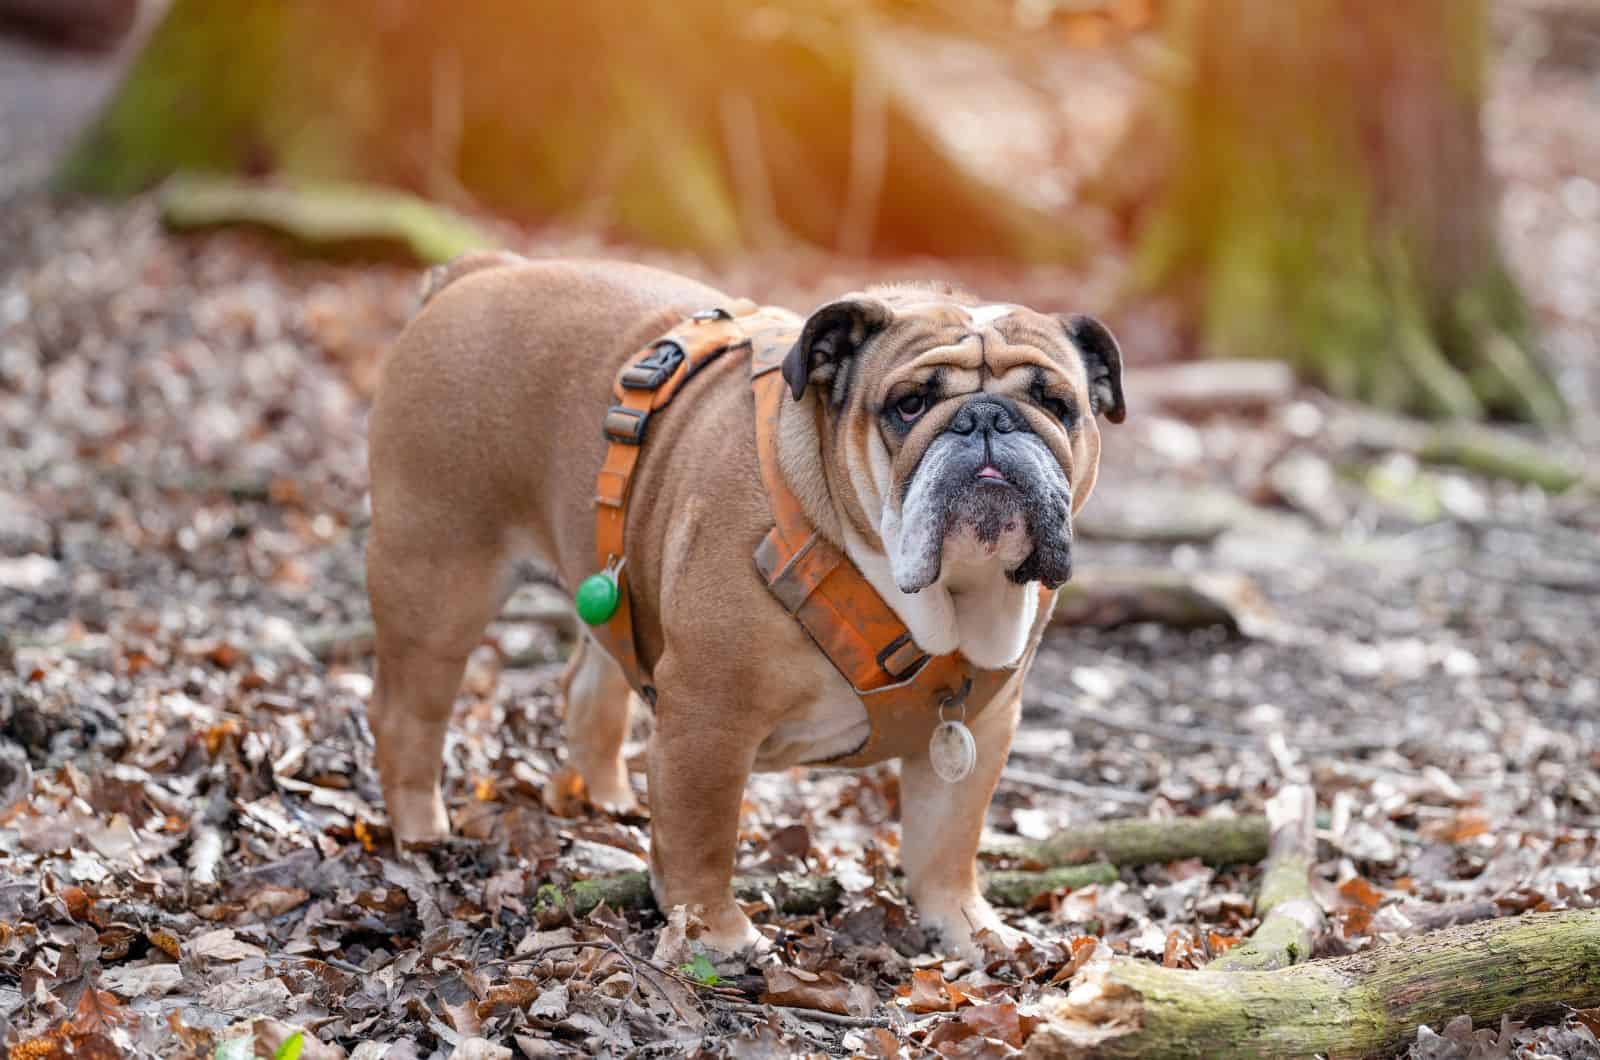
[575,571,620,625]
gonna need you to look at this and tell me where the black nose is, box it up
[948,398,1017,436]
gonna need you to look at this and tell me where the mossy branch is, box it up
[159,175,493,264]
[531,863,1119,925]
[1208,785,1324,972]
[1025,909,1600,1059]
[988,814,1269,870]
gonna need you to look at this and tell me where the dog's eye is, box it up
[894,393,927,422]
[1043,396,1076,425]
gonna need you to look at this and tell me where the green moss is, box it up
[983,863,1119,907]
[1033,815,1268,869]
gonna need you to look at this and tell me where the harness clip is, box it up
[620,341,686,391]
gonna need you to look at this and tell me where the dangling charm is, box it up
[574,558,625,626]
[929,680,977,783]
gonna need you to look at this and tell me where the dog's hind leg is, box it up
[557,635,641,814]
[367,530,505,844]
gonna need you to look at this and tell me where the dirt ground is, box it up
[2,4,1598,1058]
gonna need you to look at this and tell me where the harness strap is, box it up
[590,302,795,694]
[748,344,1049,765]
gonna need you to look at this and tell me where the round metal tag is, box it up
[929,720,977,783]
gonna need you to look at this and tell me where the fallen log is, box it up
[1329,405,1592,494]
[1050,567,1285,639]
[1134,360,1298,416]
[531,863,1120,924]
[1025,909,1600,1059]
[987,814,1268,870]
[534,812,1271,924]
[1209,785,1324,971]
[159,174,492,265]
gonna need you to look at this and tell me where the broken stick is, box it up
[1209,784,1325,971]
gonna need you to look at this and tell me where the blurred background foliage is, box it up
[35,0,1569,422]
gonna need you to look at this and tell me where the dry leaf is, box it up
[960,1001,1025,1048]
[1421,810,1491,845]
[761,965,874,1017]
[1338,876,1384,911]
[477,978,540,1016]
[900,968,957,1014]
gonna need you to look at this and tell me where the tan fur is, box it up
[366,258,1111,958]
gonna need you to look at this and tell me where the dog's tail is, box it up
[419,250,530,306]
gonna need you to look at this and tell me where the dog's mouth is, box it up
[884,432,1073,594]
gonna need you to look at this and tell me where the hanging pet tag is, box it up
[574,558,625,626]
[929,719,977,783]
[929,679,976,783]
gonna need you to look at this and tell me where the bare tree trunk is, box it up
[1135,0,1564,425]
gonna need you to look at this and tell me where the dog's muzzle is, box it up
[885,395,1074,593]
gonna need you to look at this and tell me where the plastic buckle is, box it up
[603,405,650,445]
[620,341,685,391]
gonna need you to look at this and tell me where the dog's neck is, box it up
[775,393,1038,669]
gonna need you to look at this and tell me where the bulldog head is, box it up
[781,286,1124,596]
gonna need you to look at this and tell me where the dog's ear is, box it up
[1060,313,1126,424]
[782,297,893,402]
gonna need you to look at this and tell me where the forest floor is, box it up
[2,3,1600,1058]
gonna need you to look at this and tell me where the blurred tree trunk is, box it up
[1135,0,1564,425]
[56,0,1068,261]
[0,0,138,52]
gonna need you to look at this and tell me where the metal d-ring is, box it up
[939,676,974,724]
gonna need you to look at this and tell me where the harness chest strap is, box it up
[747,345,1048,765]
[589,306,1048,766]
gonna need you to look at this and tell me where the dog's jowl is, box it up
[366,255,1123,957]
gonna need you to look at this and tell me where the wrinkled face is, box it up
[781,291,1126,595]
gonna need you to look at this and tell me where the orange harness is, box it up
[590,306,1043,765]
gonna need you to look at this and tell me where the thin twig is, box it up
[1000,766,1149,806]
[1035,690,1399,756]
[474,940,694,1021]
[720,1000,891,1028]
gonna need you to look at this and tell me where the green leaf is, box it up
[214,1037,254,1060]
[274,1032,306,1060]
[680,953,720,986]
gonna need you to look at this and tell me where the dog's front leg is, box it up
[900,685,1025,958]
[645,675,766,955]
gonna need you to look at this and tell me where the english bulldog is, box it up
[365,254,1124,957]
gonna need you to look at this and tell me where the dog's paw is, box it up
[588,786,643,819]
[916,893,1033,961]
[653,902,770,972]
[386,788,451,845]
[545,764,642,820]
